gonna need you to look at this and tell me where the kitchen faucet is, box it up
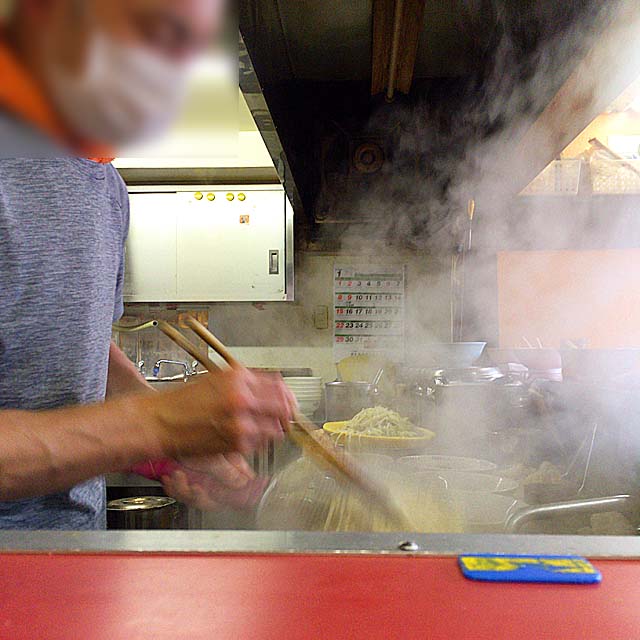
[152,359,196,379]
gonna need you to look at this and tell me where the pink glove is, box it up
[129,459,180,481]
[131,455,268,511]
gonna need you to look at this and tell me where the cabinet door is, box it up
[124,193,178,301]
[176,190,286,301]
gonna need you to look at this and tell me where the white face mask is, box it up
[43,29,189,148]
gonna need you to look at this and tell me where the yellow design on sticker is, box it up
[460,557,522,572]
[541,559,596,574]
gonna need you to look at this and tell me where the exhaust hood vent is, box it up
[314,123,422,223]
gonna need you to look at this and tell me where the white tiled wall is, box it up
[229,346,337,383]
[205,252,452,382]
[121,251,452,384]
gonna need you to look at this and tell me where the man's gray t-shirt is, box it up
[0,150,129,529]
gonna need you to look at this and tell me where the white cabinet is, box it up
[124,193,178,300]
[124,185,293,302]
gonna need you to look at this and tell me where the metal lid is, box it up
[402,366,504,385]
[107,496,176,511]
[433,367,504,385]
[325,381,372,388]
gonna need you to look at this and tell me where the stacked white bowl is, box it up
[283,377,323,416]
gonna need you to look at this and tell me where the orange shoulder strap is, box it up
[0,37,114,163]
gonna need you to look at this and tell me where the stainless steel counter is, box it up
[0,530,639,557]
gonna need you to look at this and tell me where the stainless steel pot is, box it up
[435,383,527,452]
[107,496,182,530]
[401,367,529,459]
[324,382,376,422]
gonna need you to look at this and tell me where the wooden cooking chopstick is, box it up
[182,314,413,530]
[182,317,236,367]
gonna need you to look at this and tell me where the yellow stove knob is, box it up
[226,193,235,201]
[194,192,203,201]
[238,193,246,202]
[207,193,215,201]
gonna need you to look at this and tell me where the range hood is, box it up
[113,41,300,209]
[238,0,625,240]
[113,90,279,184]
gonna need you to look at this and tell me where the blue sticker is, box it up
[459,554,602,584]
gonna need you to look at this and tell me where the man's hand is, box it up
[160,453,268,511]
[108,341,296,461]
[143,366,294,459]
[0,348,296,502]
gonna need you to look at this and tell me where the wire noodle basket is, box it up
[520,159,582,196]
[257,456,463,533]
[590,154,640,194]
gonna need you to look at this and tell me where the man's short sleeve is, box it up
[109,168,130,323]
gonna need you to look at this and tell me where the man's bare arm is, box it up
[0,368,291,501]
[0,395,162,500]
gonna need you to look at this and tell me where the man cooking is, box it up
[0,0,295,529]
